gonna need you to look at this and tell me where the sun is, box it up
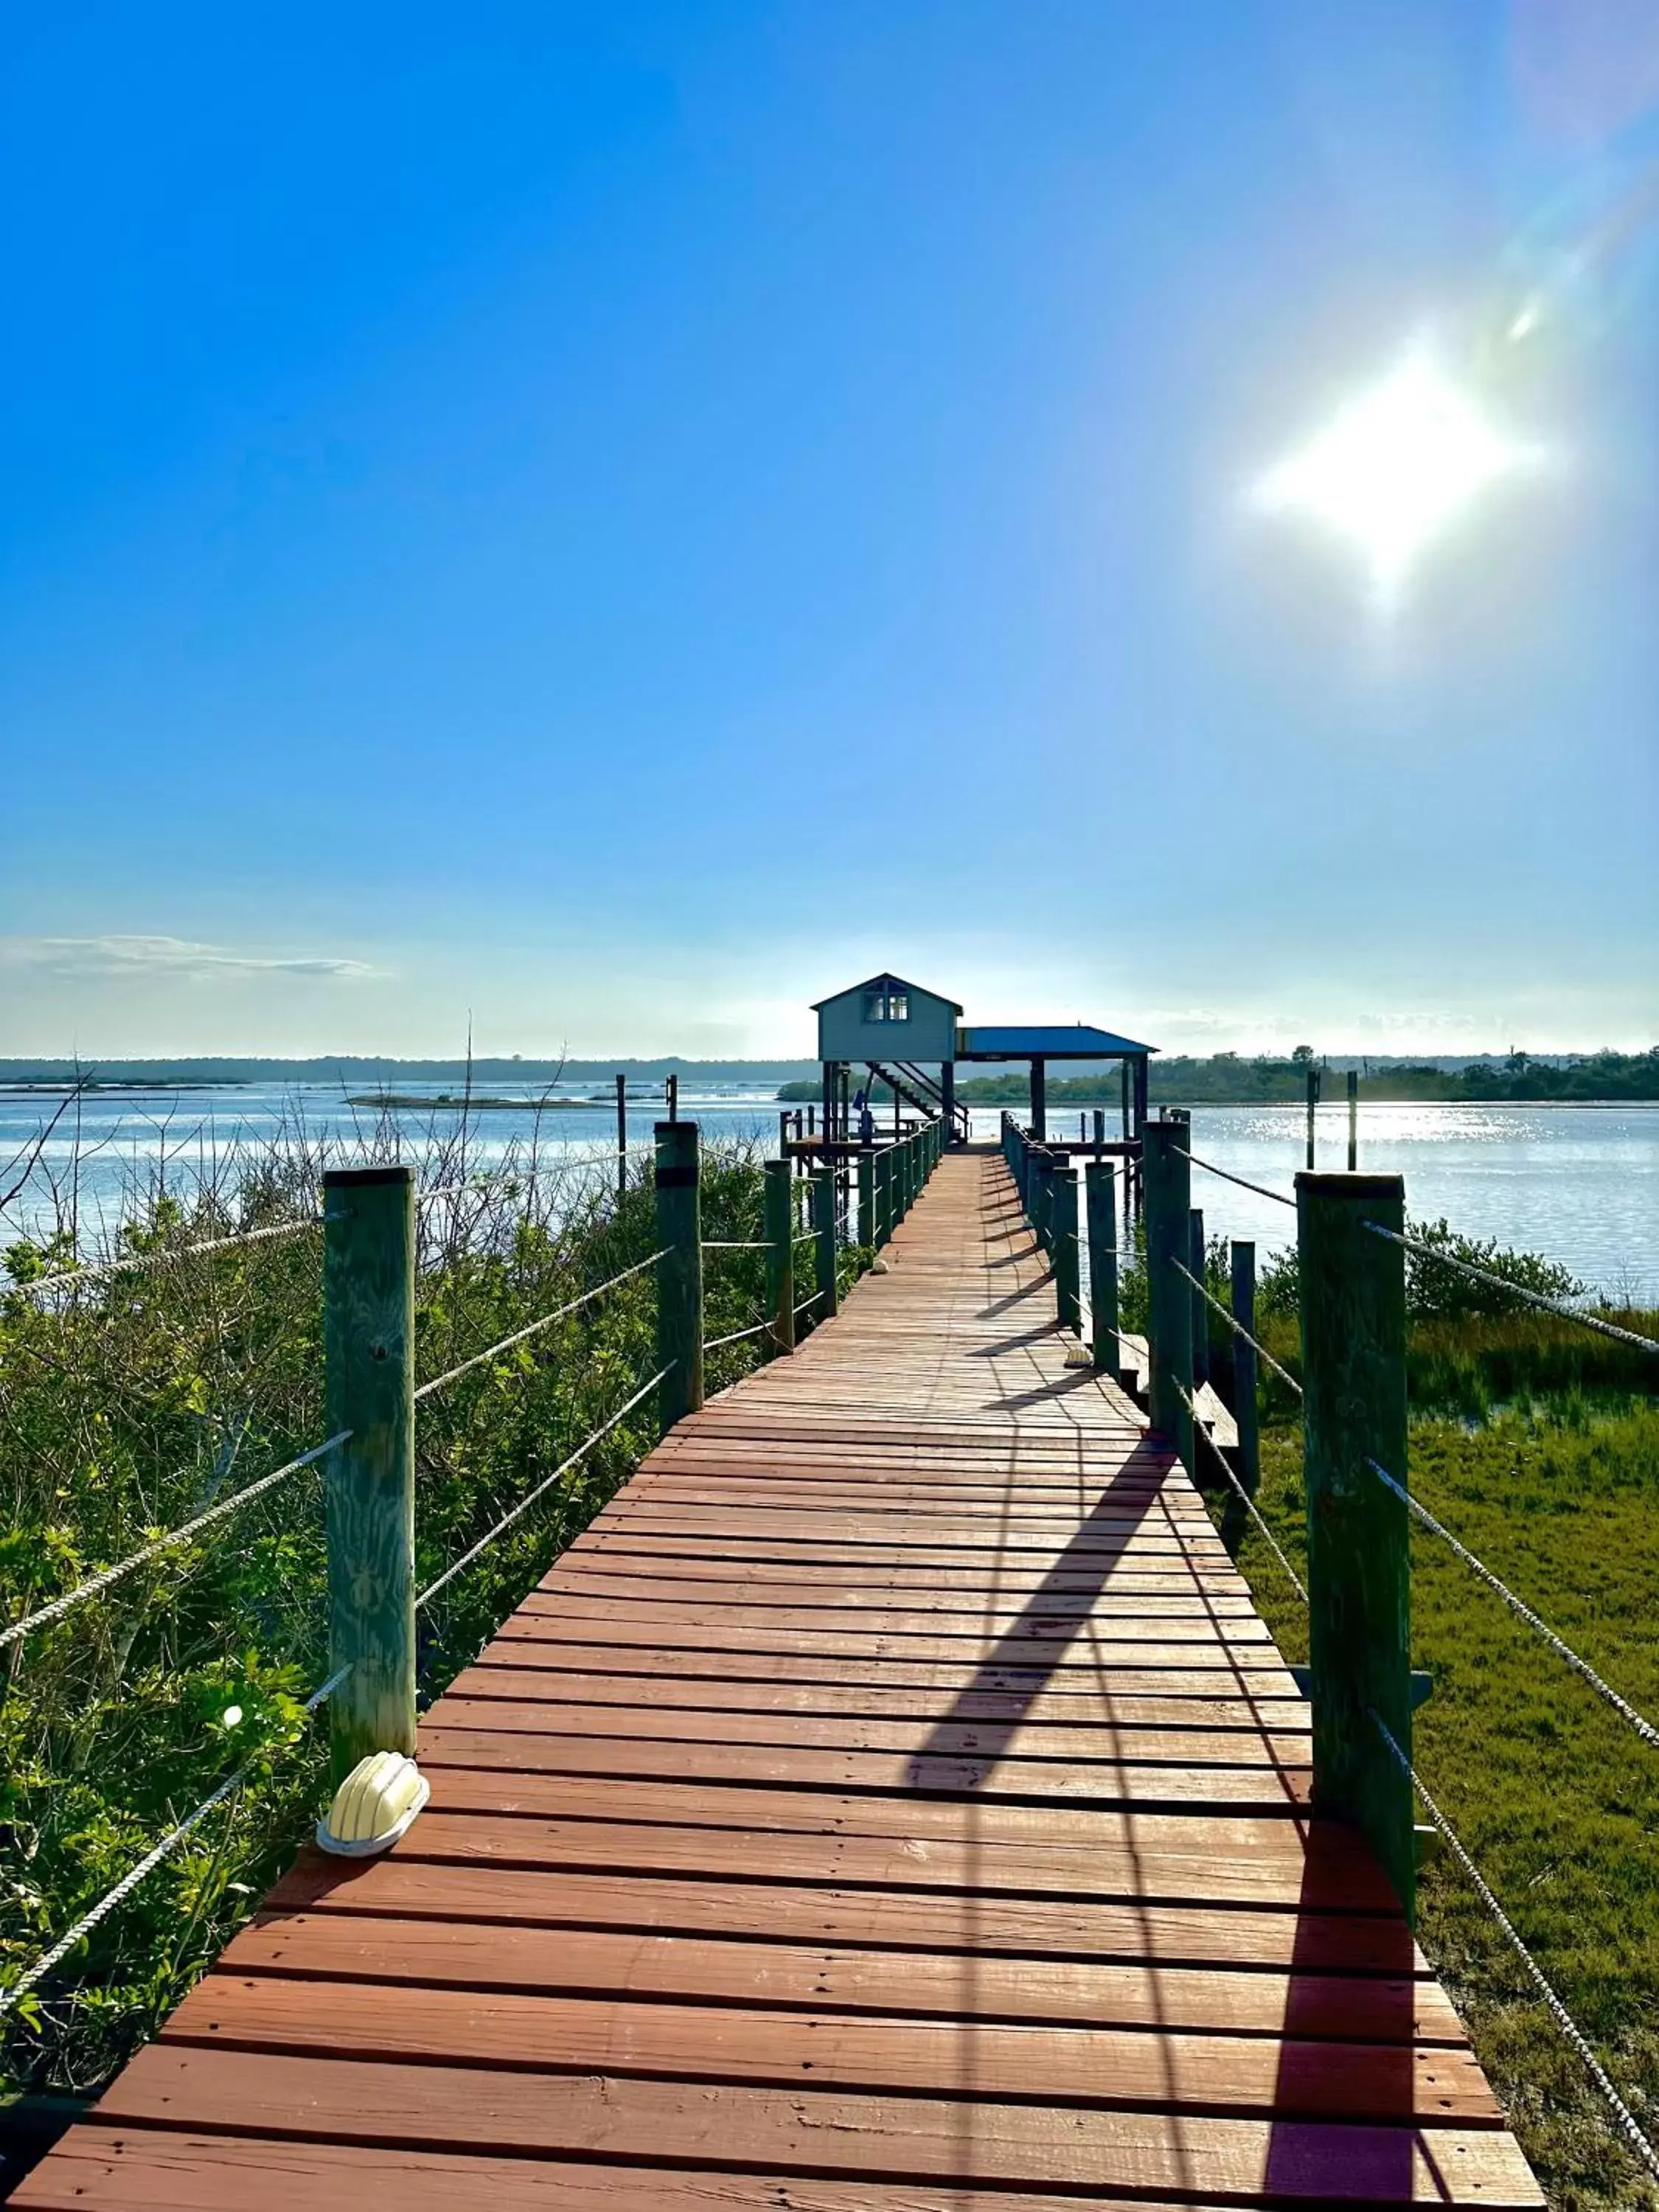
[1253,346,1534,605]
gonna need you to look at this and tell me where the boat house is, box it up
[811,970,1154,1141]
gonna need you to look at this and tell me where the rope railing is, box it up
[1370,1710,1659,2186]
[1025,1105,1658,2189]
[413,1248,666,1402]
[0,1661,350,2019]
[0,1431,351,1654]
[1173,1380,1307,1604]
[1175,1147,1297,1210]
[1169,1255,1304,1397]
[704,1320,768,1351]
[700,1239,768,1251]
[1366,1458,1659,1752]
[3,1117,928,2058]
[11,1212,324,1297]
[1363,1221,1659,1354]
[416,1368,667,1610]
[414,1152,616,1210]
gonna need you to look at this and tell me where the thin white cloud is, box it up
[0,935,381,981]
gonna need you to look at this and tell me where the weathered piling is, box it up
[1086,1159,1121,1381]
[1053,1162,1080,1332]
[1142,1117,1194,1472]
[322,1165,417,1786]
[764,1159,795,1357]
[1298,1170,1413,1921]
[813,1164,838,1319]
[655,1119,703,1426]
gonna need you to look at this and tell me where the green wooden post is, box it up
[1189,1208,1209,1387]
[654,1119,703,1427]
[813,1164,838,1319]
[874,1145,891,1248]
[322,1164,417,1787]
[1231,1239,1260,1495]
[1347,1068,1359,1171]
[1053,1163,1080,1332]
[615,1073,627,1199]
[1305,1065,1319,1170]
[1298,1171,1413,1921]
[857,1149,874,1248]
[764,1159,795,1357]
[1141,1117,1194,1473]
[1086,1160,1121,1381]
[1219,1239,1259,1554]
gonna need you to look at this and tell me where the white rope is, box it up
[1364,1222,1659,1353]
[0,1433,350,1652]
[413,1249,667,1402]
[416,1368,667,1608]
[1367,1459,1659,1752]
[704,1321,768,1351]
[0,1663,349,2017]
[1174,1380,1308,1605]
[700,1239,768,1251]
[13,1214,321,1297]
[1176,1148,1297,1211]
[415,1155,608,1210]
[1370,1710,1659,2185]
[1169,1256,1304,1397]
[794,1290,826,1317]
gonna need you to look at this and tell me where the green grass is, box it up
[1233,1395,1659,2211]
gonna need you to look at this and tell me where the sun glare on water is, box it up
[1253,346,1537,608]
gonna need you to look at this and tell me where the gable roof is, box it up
[811,973,964,1014]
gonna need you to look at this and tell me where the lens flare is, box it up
[1253,345,1539,606]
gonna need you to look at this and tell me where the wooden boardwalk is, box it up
[17,1151,1541,2209]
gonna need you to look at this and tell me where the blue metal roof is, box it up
[957,1024,1155,1060]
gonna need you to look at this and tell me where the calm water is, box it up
[1009,1102,1659,1302]
[2,1085,1654,1300]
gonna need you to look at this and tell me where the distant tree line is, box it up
[779,1048,1659,1107]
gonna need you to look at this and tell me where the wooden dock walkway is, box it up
[17,1151,1541,2209]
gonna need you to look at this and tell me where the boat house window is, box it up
[863,989,910,1023]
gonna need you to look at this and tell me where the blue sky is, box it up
[3,1,1655,1059]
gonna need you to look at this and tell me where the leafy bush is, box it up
[1402,1217,1586,1323]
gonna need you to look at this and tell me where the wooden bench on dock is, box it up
[15,1150,1542,2210]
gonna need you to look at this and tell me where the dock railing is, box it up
[0,1113,948,2055]
[1001,1103,1659,2184]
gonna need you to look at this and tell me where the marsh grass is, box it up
[1225,1360,1659,2209]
